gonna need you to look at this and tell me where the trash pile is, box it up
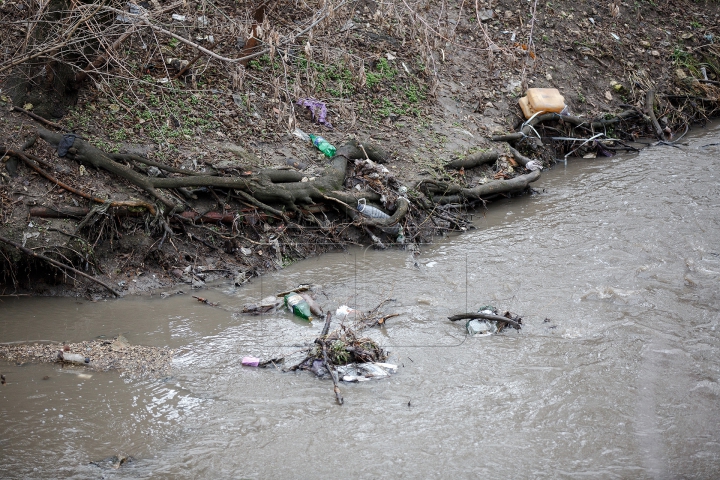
[242,288,526,404]
[242,291,398,405]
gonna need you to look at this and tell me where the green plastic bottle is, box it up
[284,293,313,321]
[308,134,336,158]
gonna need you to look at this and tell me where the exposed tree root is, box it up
[2,148,158,215]
[445,151,498,170]
[0,235,121,297]
[417,170,541,205]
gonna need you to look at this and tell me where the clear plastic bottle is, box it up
[308,134,336,158]
[59,352,90,364]
[284,293,313,321]
[357,198,390,219]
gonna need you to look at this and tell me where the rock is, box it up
[477,9,494,22]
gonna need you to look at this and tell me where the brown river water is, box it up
[2,124,720,478]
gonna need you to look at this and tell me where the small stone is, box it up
[675,69,687,79]
[477,9,494,21]
[605,91,613,101]
[650,50,660,57]
[546,73,553,80]
[640,40,651,47]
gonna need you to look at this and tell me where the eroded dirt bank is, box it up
[1,0,718,297]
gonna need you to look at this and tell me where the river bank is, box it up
[1,124,719,475]
[1,0,719,297]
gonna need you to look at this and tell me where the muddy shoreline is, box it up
[0,336,173,379]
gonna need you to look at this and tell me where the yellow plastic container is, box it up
[519,88,565,119]
[519,96,533,119]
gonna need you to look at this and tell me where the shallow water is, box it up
[2,125,720,478]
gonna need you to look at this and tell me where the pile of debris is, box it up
[0,335,173,378]
[243,298,398,405]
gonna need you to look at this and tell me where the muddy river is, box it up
[2,125,720,478]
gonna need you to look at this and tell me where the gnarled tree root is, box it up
[36,129,370,213]
[491,110,641,143]
[445,151,498,170]
[417,170,541,205]
[3,148,157,215]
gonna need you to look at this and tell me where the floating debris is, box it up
[449,305,523,335]
[248,300,398,405]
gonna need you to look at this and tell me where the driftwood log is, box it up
[448,312,522,330]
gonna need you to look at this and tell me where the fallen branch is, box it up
[11,106,65,130]
[0,235,121,297]
[192,295,220,307]
[448,312,522,329]
[29,206,143,219]
[318,313,343,405]
[171,52,203,80]
[645,89,665,141]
